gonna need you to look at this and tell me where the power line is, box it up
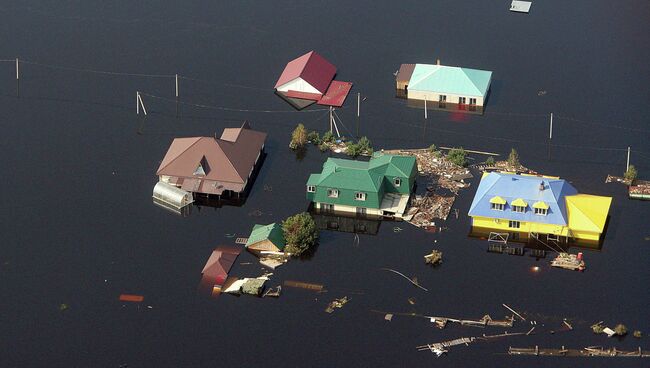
[139,92,334,113]
[555,115,650,134]
[19,60,175,78]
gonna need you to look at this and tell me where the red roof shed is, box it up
[274,51,337,95]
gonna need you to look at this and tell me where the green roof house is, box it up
[245,223,286,252]
[306,153,417,218]
[395,62,492,113]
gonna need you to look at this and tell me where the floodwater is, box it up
[1,1,649,367]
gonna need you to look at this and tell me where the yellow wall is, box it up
[472,216,567,235]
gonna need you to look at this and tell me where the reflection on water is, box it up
[404,98,485,115]
[311,209,382,235]
[275,91,316,110]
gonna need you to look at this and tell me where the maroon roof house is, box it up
[274,50,352,108]
[156,122,266,198]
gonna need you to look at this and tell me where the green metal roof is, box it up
[309,154,416,192]
[408,64,492,97]
[245,223,286,250]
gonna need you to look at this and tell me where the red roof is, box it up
[285,90,322,101]
[317,80,353,107]
[274,51,337,94]
[202,246,242,286]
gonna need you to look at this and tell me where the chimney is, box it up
[436,58,441,65]
[539,181,544,191]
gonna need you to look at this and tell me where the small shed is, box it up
[152,181,193,209]
[245,223,286,252]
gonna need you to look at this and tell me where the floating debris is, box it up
[550,252,585,271]
[119,294,144,303]
[408,194,456,226]
[408,297,417,305]
[392,227,403,233]
[424,250,443,266]
[59,303,69,311]
[263,285,281,298]
[385,313,394,321]
[284,280,325,292]
[242,278,266,296]
[259,257,287,270]
[502,304,526,321]
[508,345,650,358]
[325,296,349,313]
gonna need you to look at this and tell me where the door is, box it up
[469,98,477,111]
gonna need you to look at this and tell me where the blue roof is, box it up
[408,64,492,97]
[468,173,578,225]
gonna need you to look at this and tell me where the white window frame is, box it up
[491,203,505,211]
[327,189,339,198]
[508,220,521,229]
[512,205,525,213]
[534,207,547,216]
[307,185,316,193]
[355,192,366,201]
[393,177,402,187]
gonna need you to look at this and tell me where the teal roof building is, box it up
[245,223,286,252]
[408,64,492,98]
[306,153,417,217]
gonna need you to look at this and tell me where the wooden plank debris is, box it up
[510,0,532,13]
[502,303,526,321]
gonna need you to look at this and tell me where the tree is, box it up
[322,131,335,143]
[357,136,372,153]
[290,124,308,150]
[614,324,628,336]
[624,165,638,182]
[592,323,605,334]
[508,148,520,168]
[345,142,363,157]
[307,131,321,145]
[485,156,495,166]
[282,212,319,256]
[447,147,467,167]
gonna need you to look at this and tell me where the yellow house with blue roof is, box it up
[468,172,612,245]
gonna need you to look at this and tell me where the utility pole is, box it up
[15,58,19,97]
[549,112,553,139]
[175,74,179,98]
[626,146,630,171]
[15,58,19,80]
[357,92,360,118]
[136,91,147,115]
[424,98,428,119]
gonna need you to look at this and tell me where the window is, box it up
[438,95,447,108]
[512,205,525,213]
[491,203,504,211]
[327,189,339,198]
[356,207,367,215]
[393,178,401,187]
[508,220,521,229]
[534,207,547,215]
[458,97,466,104]
[355,192,366,201]
[307,185,316,193]
[469,98,477,105]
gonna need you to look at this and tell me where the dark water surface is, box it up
[1,1,649,367]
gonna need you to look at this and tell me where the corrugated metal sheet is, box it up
[317,80,353,107]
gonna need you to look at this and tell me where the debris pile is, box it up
[550,252,585,271]
[325,296,349,313]
[384,149,472,193]
[407,194,455,226]
[424,250,443,266]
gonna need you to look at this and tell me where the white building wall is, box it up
[408,90,485,106]
[314,202,383,217]
[277,77,321,94]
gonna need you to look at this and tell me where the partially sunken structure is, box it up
[274,50,352,109]
[395,61,492,113]
[468,172,612,245]
[154,121,266,209]
[245,223,286,252]
[306,153,417,218]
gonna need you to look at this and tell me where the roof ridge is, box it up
[158,137,203,173]
[459,68,483,96]
[215,139,245,182]
[409,65,440,89]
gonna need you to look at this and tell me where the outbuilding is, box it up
[245,223,286,252]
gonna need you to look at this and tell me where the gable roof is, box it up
[468,172,578,225]
[201,247,242,283]
[245,223,286,251]
[274,51,337,94]
[156,122,266,184]
[307,154,416,192]
[408,64,492,97]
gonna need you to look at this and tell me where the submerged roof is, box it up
[408,64,492,97]
[307,154,417,192]
[468,172,578,225]
[246,223,286,250]
[201,246,242,284]
[157,122,266,185]
[274,51,337,94]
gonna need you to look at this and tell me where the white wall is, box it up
[408,90,485,106]
[277,77,321,94]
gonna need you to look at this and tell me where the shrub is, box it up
[307,131,321,145]
[508,148,520,168]
[282,212,319,256]
[486,156,495,166]
[428,144,437,153]
[447,147,467,167]
[624,165,638,182]
[614,324,628,336]
[633,330,642,338]
[318,142,329,152]
[592,323,605,334]
[357,136,372,153]
[290,124,308,150]
[322,131,335,143]
[346,142,363,157]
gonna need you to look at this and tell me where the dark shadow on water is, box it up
[310,209,382,235]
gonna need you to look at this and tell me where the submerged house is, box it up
[154,121,266,208]
[395,61,492,113]
[201,246,241,289]
[468,172,612,245]
[245,223,286,252]
[274,50,352,108]
[306,153,417,218]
